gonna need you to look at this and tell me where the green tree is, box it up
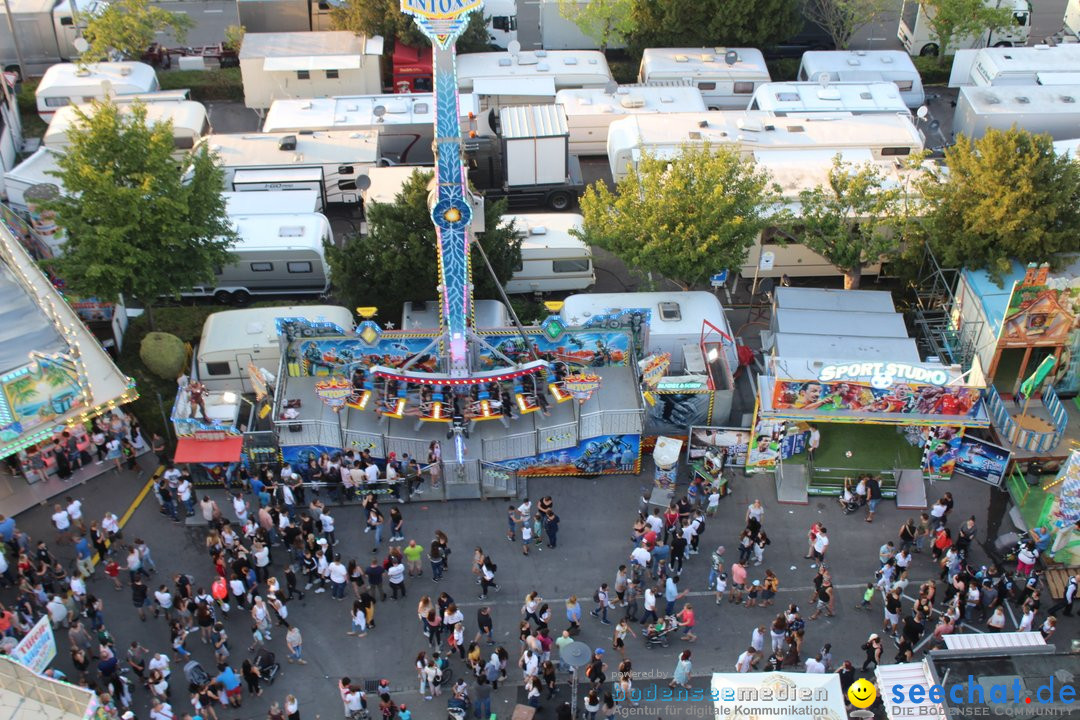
[916,128,1080,284]
[575,144,780,290]
[47,101,235,330]
[559,0,635,52]
[223,24,246,53]
[325,169,522,315]
[626,0,801,51]
[802,0,892,49]
[82,0,193,62]
[330,0,491,53]
[794,155,903,289]
[915,0,1016,61]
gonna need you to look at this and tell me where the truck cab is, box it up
[898,0,1031,56]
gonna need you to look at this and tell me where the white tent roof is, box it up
[877,663,945,720]
[0,655,96,720]
[711,672,847,720]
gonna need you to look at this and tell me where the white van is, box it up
[797,51,925,109]
[197,304,354,393]
[747,81,910,116]
[501,213,594,294]
[555,85,707,155]
[182,213,333,304]
[560,291,738,373]
[637,48,771,110]
[43,99,210,150]
[35,62,161,121]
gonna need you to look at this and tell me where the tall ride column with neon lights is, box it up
[400,0,481,378]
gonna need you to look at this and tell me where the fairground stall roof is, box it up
[0,224,136,462]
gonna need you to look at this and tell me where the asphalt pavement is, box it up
[4,446,1052,720]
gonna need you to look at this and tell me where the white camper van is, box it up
[560,291,738,373]
[182,213,333,304]
[3,145,62,210]
[43,100,210,150]
[204,131,382,208]
[747,81,910,116]
[361,165,426,208]
[262,93,483,164]
[456,50,613,108]
[950,45,1080,87]
[898,0,1031,57]
[500,213,594,293]
[223,189,321,215]
[196,304,354,393]
[952,84,1080,140]
[35,62,160,121]
[606,111,924,182]
[637,48,771,110]
[797,51,925,108]
[555,85,707,155]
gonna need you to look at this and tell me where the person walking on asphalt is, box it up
[591,583,612,625]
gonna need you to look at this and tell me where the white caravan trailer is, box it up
[898,0,1030,57]
[456,50,612,109]
[500,213,594,293]
[43,100,210,150]
[238,31,384,109]
[204,130,381,208]
[637,48,771,110]
[560,291,738,373]
[555,85,707,155]
[950,45,1080,87]
[361,165,426,208]
[197,304,354,393]
[0,76,22,193]
[3,146,62,210]
[223,189,321,215]
[35,62,160,121]
[261,93,482,163]
[953,84,1080,140]
[797,51,925,108]
[606,111,924,181]
[182,212,332,304]
[747,81,910,116]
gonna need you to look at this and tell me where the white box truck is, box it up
[500,212,594,294]
[637,48,771,110]
[196,304,354,393]
[797,50,925,108]
[0,0,106,78]
[898,0,1030,57]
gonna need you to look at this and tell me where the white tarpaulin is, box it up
[711,672,848,720]
[0,654,96,720]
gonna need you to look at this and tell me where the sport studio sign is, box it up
[819,362,949,390]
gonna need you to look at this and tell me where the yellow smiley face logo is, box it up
[848,678,877,709]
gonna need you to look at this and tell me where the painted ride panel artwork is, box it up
[502,433,640,476]
[921,425,963,482]
[953,435,1011,486]
[644,392,712,438]
[0,358,84,441]
[772,380,981,417]
[477,331,631,369]
[286,337,441,376]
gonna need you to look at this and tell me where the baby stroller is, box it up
[644,616,679,649]
[183,660,211,690]
[255,648,281,684]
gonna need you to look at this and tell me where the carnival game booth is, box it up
[754,287,990,504]
[267,310,644,499]
[952,260,1079,457]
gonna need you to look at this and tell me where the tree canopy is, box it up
[559,0,635,52]
[325,169,522,317]
[47,101,235,329]
[330,0,491,52]
[802,0,891,49]
[575,144,781,290]
[82,0,193,62]
[916,128,1080,284]
[915,0,1016,61]
[794,155,903,289]
[626,0,801,51]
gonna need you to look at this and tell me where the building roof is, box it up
[0,655,97,720]
[924,648,1078,713]
[0,263,66,373]
[500,105,568,139]
[775,286,897,313]
[239,31,374,60]
[773,308,909,338]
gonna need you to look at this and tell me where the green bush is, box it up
[16,79,48,139]
[913,56,953,86]
[766,58,800,82]
[157,67,244,102]
[139,331,187,380]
